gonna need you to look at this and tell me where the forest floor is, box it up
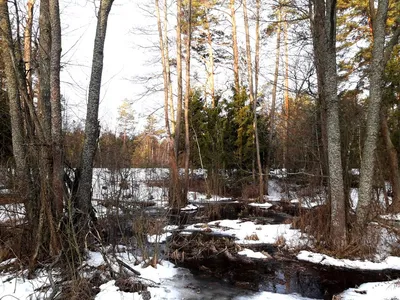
[1,168,400,299]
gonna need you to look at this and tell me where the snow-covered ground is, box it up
[173,219,310,248]
[340,279,400,299]
[297,251,400,271]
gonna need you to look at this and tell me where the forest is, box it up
[0,0,400,299]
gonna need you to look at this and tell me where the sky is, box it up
[58,0,301,134]
[60,0,160,132]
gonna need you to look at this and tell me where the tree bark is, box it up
[357,0,389,225]
[243,0,263,201]
[381,109,400,212]
[310,0,347,249]
[184,0,192,202]
[266,6,282,194]
[24,0,35,96]
[205,18,215,108]
[77,0,114,221]
[156,0,171,136]
[0,0,29,201]
[49,0,63,218]
[230,0,240,93]
[283,9,289,169]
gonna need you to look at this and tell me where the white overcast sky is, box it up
[60,0,159,132]
[58,0,304,133]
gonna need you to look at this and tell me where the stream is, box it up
[100,199,400,299]
[161,201,400,299]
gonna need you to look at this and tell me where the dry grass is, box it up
[245,233,259,241]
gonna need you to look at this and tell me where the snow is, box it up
[182,219,309,248]
[87,251,106,268]
[180,203,198,211]
[290,198,322,208]
[147,232,171,243]
[0,203,25,223]
[380,213,400,221]
[297,251,400,270]
[238,248,270,259]
[235,291,318,300]
[0,273,54,299]
[248,202,273,209]
[340,279,400,299]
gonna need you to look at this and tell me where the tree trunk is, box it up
[266,6,282,194]
[156,0,171,136]
[381,109,400,212]
[283,9,289,169]
[230,0,240,93]
[0,0,30,202]
[49,0,63,218]
[357,0,389,225]
[243,0,263,201]
[163,0,175,134]
[24,0,35,96]
[310,0,347,249]
[77,0,114,223]
[205,18,215,108]
[170,0,184,207]
[184,0,192,203]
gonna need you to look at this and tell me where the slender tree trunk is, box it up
[230,0,240,93]
[310,0,346,249]
[381,109,400,212]
[24,0,35,96]
[77,0,114,222]
[49,0,63,218]
[283,9,289,169]
[266,6,282,195]
[162,0,175,133]
[357,0,389,225]
[0,0,29,200]
[184,0,192,201]
[243,0,263,201]
[156,0,171,136]
[169,0,184,207]
[205,18,215,107]
[38,0,52,138]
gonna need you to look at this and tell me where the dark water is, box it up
[165,201,400,299]
[121,201,400,299]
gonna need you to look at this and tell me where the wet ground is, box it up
[162,201,400,299]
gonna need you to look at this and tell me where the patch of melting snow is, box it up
[238,248,271,259]
[340,279,400,299]
[181,203,198,211]
[0,272,54,299]
[181,219,309,248]
[147,232,172,243]
[234,291,318,299]
[297,251,400,270]
[248,202,273,209]
[290,198,322,208]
